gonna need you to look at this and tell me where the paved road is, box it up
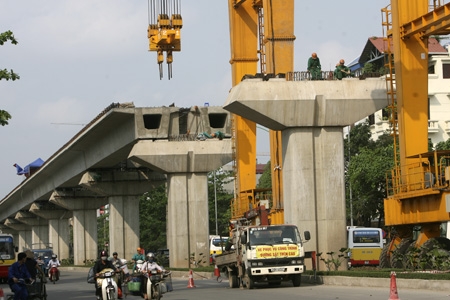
[1,270,450,300]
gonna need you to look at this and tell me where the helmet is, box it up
[146,252,155,262]
[100,250,108,260]
[51,254,57,259]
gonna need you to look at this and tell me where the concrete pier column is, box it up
[109,195,140,259]
[224,78,387,270]
[72,209,98,264]
[282,127,346,257]
[48,219,71,260]
[129,140,233,267]
[166,173,209,267]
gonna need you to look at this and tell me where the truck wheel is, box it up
[229,273,238,288]
[244,275,255,289]
[292,274,301,287]
[390,238,413,268]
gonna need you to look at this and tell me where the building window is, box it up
[443,64,450,79]
[428,64,435,74]
[368,114,375,125]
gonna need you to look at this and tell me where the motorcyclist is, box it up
[131,247,145,272]
[47,254,61,281]
[94,250,120,300]
[36,256,47,276]
[140,252,165,300]
[111,252,127,294]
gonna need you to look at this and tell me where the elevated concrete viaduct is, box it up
[0,103,233,267]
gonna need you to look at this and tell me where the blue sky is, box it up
[0,0,388,198]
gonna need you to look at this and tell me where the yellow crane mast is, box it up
[381,0,450,268]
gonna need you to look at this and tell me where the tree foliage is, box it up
[208,168,233,236]
[257,161,272,189]
[139,184,168,252]
[1,30,20,126]
[344,120,394,227]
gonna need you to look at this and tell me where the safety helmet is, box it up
[100,250,108,260]
[146,252,155,262]
[51,254,57,259]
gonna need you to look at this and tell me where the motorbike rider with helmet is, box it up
[47,254,60,281]
[140,252,165,300]
[93,250,120,300]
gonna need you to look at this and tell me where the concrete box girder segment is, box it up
[224,78,387,270]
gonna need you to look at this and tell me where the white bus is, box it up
[347,227,384,267]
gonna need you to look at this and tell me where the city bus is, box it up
[347,227,384,267]
[0,233,17,282]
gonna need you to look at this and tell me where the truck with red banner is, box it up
[214,223,310,289]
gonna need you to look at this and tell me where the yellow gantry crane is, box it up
[147,0,295,226]
[381,0,450,268]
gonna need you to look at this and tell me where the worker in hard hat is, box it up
[307,52,322,80]
[334,59,352,80]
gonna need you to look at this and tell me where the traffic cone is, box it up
[388,271,400,300]
[0,288,4,300]
[187,269,196,288]
[214,264,220,278]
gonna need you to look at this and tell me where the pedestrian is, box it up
[8,252,33,300]
[307,52,322,80]
[334,59,352,80]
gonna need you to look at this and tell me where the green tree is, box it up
[344,120,394,227]
[435,138,450,150]
[140,184,168,252]
[208,168,233,236]
[1,30,20,126]
[257,161,272,189]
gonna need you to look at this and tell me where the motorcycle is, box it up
[49,265,59,284]
[97,268,118,300]
[134,259,144,273]
[145,270,171,300]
